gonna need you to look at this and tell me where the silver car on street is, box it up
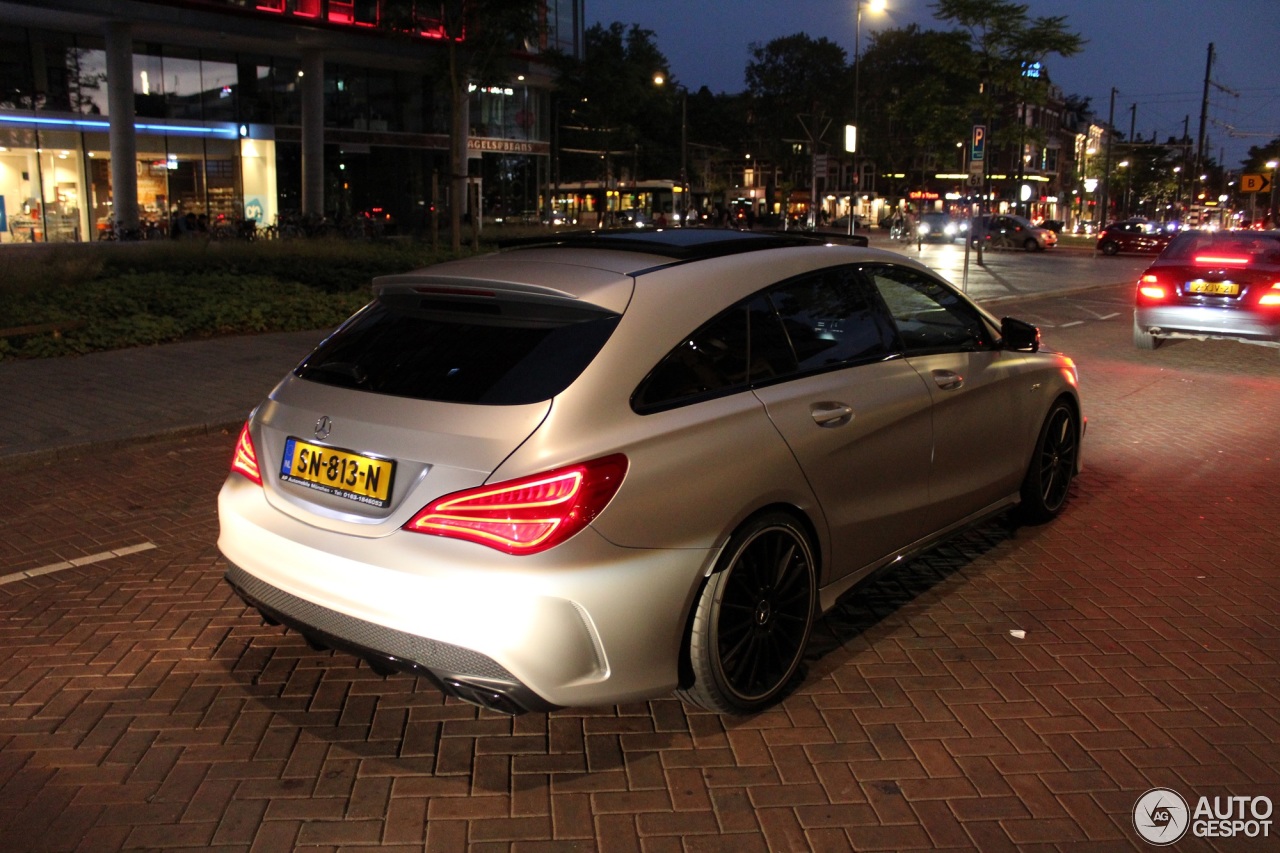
[219,229,1083,715]
[1133,229,1280,352]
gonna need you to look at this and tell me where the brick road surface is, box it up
[2,288,1280,851]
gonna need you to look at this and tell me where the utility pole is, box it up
[1194,42,1214,225]
[1126,102,1136,218]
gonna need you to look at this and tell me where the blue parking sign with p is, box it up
[971,125,986,163]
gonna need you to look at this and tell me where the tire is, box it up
[1133,319,1161,350]
[677,512,817,714]
[1100,240,1120,256]
[1024,237,1039,251]
[1016,400,1079,524]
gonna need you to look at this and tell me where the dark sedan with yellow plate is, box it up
[1134,230,1280,352]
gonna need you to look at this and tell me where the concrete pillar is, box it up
[104,21,139,231]
[301,49,325,216]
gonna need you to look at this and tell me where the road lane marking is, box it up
[0,542,157,586]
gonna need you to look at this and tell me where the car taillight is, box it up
[1137,274,1168,301]
[404,454,628,555]
[230,422,263,486]
[1259,283,1280,307]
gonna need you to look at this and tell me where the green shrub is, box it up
[0,232,557,360]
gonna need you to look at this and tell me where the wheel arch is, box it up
[676,501,823,690]
[704,502,824,580]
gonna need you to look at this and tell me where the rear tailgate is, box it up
[255,376,551,535]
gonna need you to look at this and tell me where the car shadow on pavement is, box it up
[801,515,1019,684]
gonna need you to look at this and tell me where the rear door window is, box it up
[295,293,619,405]
[632,298,779,412]
[632,265,897,413]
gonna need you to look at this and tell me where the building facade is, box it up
[0,0,580,242]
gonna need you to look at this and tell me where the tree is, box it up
[930,0,1084,179]
[746,37,851,161]
[548,23,676,181]
[439,0,542,251]
[858,25,976,197]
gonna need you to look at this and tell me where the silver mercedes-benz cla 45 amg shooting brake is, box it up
[218,229,1083,715]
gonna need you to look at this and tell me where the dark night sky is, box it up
[588,0,1280,169]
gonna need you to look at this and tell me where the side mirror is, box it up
[1001,316,1040,352]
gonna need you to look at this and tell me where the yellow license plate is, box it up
[1187,280,1239,296]
[280,437,395,508]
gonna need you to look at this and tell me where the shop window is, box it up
[0,130,88,244]
[0,28,35,109]
[164,51,204,121]
[274,58,302,125]
[328,0,355,23]
[367,69,399,132]
[326,65,368,129]
[134,48,166,118]
[201,55,239,123]
[205,154,242,221]
[236,59,276,124]
[24,31,107,114]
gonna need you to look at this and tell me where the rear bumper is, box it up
[217,474,711,713]
[1135,305,1280,344]
[224,562,556,714]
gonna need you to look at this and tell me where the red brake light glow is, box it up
[1259,283,1280,307]
[405,455,628,555]
[1138,274,1167,301]
[1194,254,1250,266]
[231,422,263,486]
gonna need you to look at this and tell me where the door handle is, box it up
[810,402,854,427]
[932,369,964,391]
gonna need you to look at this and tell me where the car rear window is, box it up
[1161,232,1280,264]
[295,293,620,405]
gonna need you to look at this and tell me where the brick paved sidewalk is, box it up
[2,301,1279,851]
[0,329,326,468]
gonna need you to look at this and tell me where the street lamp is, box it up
[1118,160,1130,219]
[1173,165,1183,223]
[851,0,886,235]
[854,0,886,113]
[1267,159,1278,228]
[653,72,689,226]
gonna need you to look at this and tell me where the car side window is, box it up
[764,267,896,373]
[631,266,898,413]
[864,264,994,354]
[632,301,755,413]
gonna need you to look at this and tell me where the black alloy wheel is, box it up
[1017,400,1079,524]
[679,513,817,714]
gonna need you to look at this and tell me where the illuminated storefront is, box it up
[0,0,577,242]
